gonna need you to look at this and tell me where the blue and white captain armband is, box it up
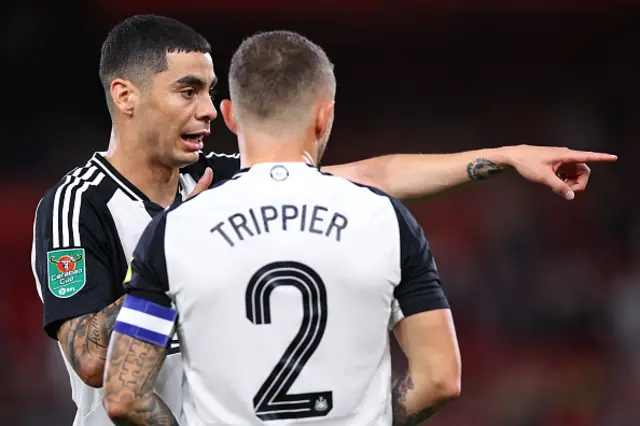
[113,296,178,348]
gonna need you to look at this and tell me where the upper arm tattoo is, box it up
[105,332,176,426]
[391,372,438,426]
[466,158,504,181]
[58,296,125,377]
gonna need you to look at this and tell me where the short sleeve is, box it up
[31,186,122,340]
[389,197,449,328]
[124,212,172,307]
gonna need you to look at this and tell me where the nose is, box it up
[196,94,217,122]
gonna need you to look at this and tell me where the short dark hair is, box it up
[229,30,335,125]
[99,15,211,112]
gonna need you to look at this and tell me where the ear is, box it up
[315,100,335,139]
[110,79,138,116]
[220,99,238,135]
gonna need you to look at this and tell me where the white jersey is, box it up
[125,162,449,425]
[31,151,240,425]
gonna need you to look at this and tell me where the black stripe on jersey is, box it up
[167,337,180,355]
[92,153,185,216]
[90,153,145,202]
[52,164,105,248]
[143,202,167,218]
[224,168,250,180]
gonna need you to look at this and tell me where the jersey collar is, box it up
[232,162,319,176]
[90,152,182,210]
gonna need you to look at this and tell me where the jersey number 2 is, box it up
[246,261,333,421]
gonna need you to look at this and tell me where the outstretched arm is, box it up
[324,145,617,201]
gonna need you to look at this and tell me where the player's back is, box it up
[165,162,429,425]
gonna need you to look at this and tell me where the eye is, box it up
[181,88,195,98]
[209,88,218,100]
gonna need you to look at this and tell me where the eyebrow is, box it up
[174,75,218,90]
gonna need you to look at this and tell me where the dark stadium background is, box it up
[2,1,637,425]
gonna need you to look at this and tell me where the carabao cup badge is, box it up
[47,248,86,298]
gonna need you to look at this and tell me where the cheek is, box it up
[147,95,194,141]
[154,106,183,135]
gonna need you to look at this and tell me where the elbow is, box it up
[103,392,136,423]
[76,357,105,388]
[432,375,461,404]
[415,366,461,406]
[431,353,462,403]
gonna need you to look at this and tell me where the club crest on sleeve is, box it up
[47,248,86,298]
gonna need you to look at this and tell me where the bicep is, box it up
[33,193,122,340]
[42,257,120,340]
[390,195,449,327]
[393,309,460,372]
[390,195,460,374]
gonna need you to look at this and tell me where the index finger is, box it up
[561,150,618,163]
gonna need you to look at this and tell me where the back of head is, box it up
[229,31,336,132]
[99,14,211,114]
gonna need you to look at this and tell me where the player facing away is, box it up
[33,14,617,426]
[102,30,460,426]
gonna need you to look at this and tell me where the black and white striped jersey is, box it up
[124,162,449,426]
[30,151,240,426]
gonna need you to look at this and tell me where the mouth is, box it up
[180,131,208,151]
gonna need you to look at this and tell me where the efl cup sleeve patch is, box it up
[47,248,87,299]
[114,295,178,347]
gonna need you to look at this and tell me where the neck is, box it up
[238,130,318,169]
[105,128,180,208]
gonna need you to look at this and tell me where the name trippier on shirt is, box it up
[211,204,349,247]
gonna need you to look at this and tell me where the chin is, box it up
[171,150,201,169]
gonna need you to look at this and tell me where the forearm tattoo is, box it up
[391,372,438,426]
[466,157,504,181]
[106,333,175,426]
[59,296,125,371]
[109,397,179,426]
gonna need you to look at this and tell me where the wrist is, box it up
[486,145,524,170]
[465,149,510,181]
